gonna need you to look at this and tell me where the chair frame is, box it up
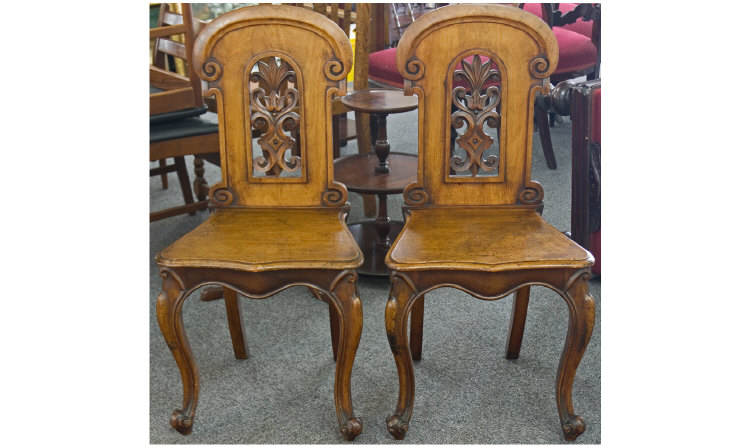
[382,5,595,441]
[155,6,364,440]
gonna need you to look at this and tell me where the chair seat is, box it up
[150,112,219,143]
[386,207,593,272]
[157,208,364,272]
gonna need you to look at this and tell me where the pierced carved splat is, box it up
[250,58,302,176]
[450,55,501,177]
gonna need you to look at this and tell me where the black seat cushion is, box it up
[150,105,209,124]
[150,112,219,143]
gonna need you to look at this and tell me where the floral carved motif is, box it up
[250,58,302,176]
[450,55,501,177]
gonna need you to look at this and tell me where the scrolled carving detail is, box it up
[322,183,347,207]
[324,58,346,81]
[211,186,234,206]
[518,181,544,205]
[529,55,552,78]
[250,58,302,175]
[170,409,193,435]
[404,58,425,80]
[403,183,428,206]
[202,61,222,82]
[450,55,501,177]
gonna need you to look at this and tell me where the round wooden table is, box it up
[335,89,419,276]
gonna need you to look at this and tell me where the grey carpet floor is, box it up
[149,109,601,444]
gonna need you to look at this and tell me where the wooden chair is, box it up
[383,5,595,441]
[155,5,365,440]
[150,3,218,221]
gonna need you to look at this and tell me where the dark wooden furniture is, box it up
[523,3,601,169]
[570,80,601,276]
[537,78,602,276]
[334,89,418,276]
[155,6,365,440]
[150,3,217,221]
[382,5,595,441]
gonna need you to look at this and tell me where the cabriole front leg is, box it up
[385,272,418,440]
[556,270,595,441]
[329,271,363,440]
[156,268,199,435]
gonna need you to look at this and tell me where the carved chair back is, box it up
[192,5,353,208]
[395,4,558,208]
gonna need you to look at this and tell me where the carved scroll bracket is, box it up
[322,182,347,207]
[518,181,544,206]
[403,183,429,206]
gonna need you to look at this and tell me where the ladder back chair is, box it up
[383,4,595,441]
[155,5,365,440]
[150,3,218,221]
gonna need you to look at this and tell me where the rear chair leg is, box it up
[506,286,531,359]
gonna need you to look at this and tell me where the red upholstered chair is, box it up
[523,3,600,169]
[368,4,600,170]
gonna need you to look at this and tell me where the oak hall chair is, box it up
[155,5,365,440]
[383,5,595,441]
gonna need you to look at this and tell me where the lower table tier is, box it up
[347,221,405,277]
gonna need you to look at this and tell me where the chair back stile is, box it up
[395,5,558,209]
[192,6,353,209]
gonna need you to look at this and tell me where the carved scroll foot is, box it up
[170,409,194,435]
[340,416,363,441]
[156,268,199,435]
[562,415,586,441]
[556,270,595,441]
[386,414,409,440]
[329,271,363,441]
[385,272,417,440]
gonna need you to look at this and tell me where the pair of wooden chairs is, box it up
[155,4,595,442]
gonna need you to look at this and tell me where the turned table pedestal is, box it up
[334,89,418,276]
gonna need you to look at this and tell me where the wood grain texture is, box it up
[192,5,353,208]
[157,207,363,272]
[156,6,364,440]
[383,5,595,442]
[387,207,592,271]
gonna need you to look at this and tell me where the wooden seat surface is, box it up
[158,208,364,272]
[386,207,593,272]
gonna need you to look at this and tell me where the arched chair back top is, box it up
[395,4,558,208]
[192,5,353,208]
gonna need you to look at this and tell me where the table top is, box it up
[341,88,419,114]
[334,152,417,194]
